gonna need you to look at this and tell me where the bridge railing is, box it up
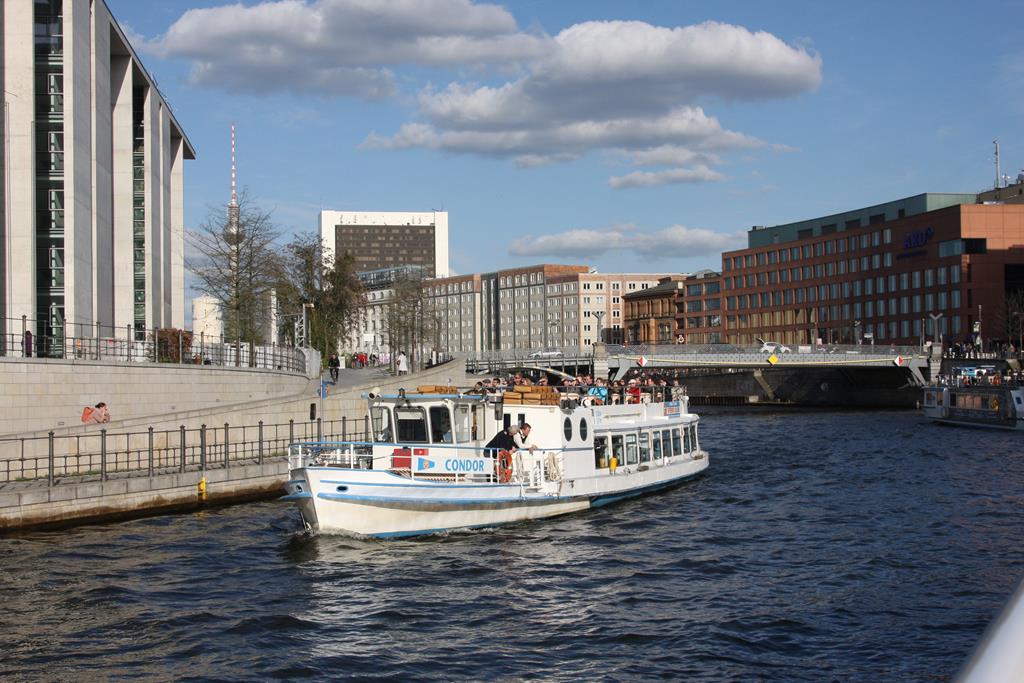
[464,343,925,365]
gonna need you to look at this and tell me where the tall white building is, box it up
[1,0,195,347]
[191,294,223,340]
[318,210,449,278]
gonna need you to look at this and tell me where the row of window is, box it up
[726,263,961,294]
[724,229,894,270]
[593,424,698,469]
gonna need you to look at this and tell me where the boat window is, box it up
[429,406,453,443]
[661,430,673,457]
[395,406,428,443]
[564,417,573,441]
[594,435,609,468]
[651,432,663,460]
[689,424,698,452]
[671,429,682,456]
[639,432,650,463]
[579,418,589,441]
[625,434,638,465]
[683,425,691,453]
[452,404,474,443]
[611,435,624,466]
[371,406,392,443]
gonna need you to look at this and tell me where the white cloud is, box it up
[510,224,743,259]
[608,165,727,189]
[147,0,549,97]
[628,146,721,167]
[367,18,819,178]
[150,3,821,184]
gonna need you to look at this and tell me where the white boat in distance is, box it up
[282,385,709,537]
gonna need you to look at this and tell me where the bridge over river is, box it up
[464,343,936,408]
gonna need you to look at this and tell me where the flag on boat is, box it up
[638,356,648,367]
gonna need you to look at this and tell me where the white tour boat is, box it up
[922,384,1024,430]
[282,385,709,537]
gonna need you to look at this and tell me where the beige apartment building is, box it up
[426,265,671,352]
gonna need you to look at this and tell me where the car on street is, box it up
[529,348,564,359]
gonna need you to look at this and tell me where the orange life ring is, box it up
[496,449,513,483]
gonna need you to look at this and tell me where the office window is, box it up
[872,231,881,247]
[866,301,874,317]
[938,292,947,309]
[877,277,885,294]
[865,279,874,296]
[860,234,869,249]
[884,229,892,244]
[884,253,892,267]
[861,256,869,271]
[815,243,824,257]
[878,300,886,316]
[826,262,835,276]
[839,261,847,275]
[950,265,961,283]
[913,295,921,313]
[900,273,909,290]
[853,281,862,296]
[842,281,850,298]
[872,254,880,269]
[951,289,961,308]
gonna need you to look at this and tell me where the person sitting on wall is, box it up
[82,402,110,424]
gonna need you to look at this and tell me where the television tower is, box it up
[994,139,1001,190]
[228,122,240,235]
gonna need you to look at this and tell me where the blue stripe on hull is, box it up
[334,467,706,538]
[590,470,704,508]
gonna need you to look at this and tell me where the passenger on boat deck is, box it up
[587,378,609,404]
[514,423,538,452]
[484,424,519,454]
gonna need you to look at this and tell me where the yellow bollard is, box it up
[198,476,207,502]
[609,456,618,474]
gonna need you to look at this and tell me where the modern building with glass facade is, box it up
[318,210,449,279]
[1,0,195,346]
[720,189,1024,347]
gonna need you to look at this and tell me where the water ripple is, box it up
[1,410,1022,681]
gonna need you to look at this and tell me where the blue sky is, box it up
[107,0,1024,278]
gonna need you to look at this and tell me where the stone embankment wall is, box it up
[0,362,471,530]
[0,357,311,436]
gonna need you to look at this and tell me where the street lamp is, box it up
[929,312,944,352]
[1014,312,1023,354]
[593,310,606,345]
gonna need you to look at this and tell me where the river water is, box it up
[1,409,1022,682]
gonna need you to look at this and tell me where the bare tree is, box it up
[187,190,280,344]
[384,273,432,372]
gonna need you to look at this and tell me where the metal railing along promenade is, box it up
[0,315,306,373]
[0,416,371,487]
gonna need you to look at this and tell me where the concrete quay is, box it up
[0,361,471,532]
[0,460,287,532]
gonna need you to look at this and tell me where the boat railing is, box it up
[288,440,566,487]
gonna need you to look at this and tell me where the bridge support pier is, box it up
[752,369,776,401]
[593,343,610,379]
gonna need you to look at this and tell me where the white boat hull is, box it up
[285,455,707,538]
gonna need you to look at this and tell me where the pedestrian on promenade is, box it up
[397,350,409,375]
[328,353,341,382]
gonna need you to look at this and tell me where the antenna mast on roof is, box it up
[994,139,1001,190]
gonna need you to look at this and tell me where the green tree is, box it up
[276,232,365,358]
